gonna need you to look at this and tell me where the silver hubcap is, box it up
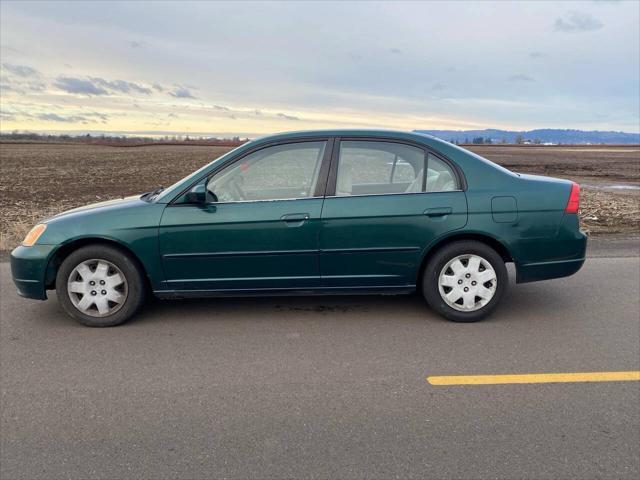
[67,259,128,317]
[438,254,497,312]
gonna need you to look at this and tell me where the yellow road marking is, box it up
[427,371,640,386]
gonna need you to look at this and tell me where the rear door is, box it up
[319,139,467,288]
[159,139,332,292]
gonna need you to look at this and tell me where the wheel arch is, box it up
[416,232,513,288]
[44,237,152,291]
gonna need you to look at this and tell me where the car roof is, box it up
[251,129,445,148]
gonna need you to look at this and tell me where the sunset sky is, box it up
[1,0,639,137]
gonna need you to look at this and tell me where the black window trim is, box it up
[324,136,466,198]
[168,135,466,205]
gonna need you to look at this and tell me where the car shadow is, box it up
[37,276,574,329]
[135,292,431,325]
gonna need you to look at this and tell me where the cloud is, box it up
[25,81,46,92]
[34,111,109,124]
[529,51,545,59]
[277,112,300,121]
[37,113,87,123]
[54,77,108,95]
[169,86,196,99]
[0,111,16,121]
[83,112,110,122]
[54,76,152,95]
[168,113,178,118]
[509,74,535,82]
[2,63,39,77]
[1,80,45,93]
[90,77,152,94]
[213,104,230,111]
[152,83,164,92]
[554,11,603,32]
[0,45,23,55]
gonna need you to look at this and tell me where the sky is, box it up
[1,0,639,137]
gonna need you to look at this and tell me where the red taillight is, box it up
[565,182,580,214]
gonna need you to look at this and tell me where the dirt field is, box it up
[1,143,638,250]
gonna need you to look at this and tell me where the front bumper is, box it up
[10,245,57,300]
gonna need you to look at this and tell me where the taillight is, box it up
[565,182,580,214]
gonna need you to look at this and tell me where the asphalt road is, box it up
[1,250,639,479]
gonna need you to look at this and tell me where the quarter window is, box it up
[335,141,426,196]
[426,154,458,192]
[207,141,326,202]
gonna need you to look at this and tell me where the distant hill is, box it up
[413,128,640,144]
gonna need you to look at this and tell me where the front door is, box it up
[159,140,330,292]
[320,140,468,288]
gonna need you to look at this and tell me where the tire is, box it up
[422,240,507,322]
[55,244,146,327]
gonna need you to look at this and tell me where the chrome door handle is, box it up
[281,213,310,222]
[424,207,452,217]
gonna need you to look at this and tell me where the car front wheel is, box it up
[422,240,507,322]
[56,244,145,327]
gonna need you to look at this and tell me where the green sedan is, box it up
[11,130,587,326]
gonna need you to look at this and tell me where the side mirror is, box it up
[184,184,207,204]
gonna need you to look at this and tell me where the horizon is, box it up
[1,126,639,140]
[1,1,639,135]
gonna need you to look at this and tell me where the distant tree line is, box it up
[447,135,546,145]
[0,131,249,147]
[448,137,497,145]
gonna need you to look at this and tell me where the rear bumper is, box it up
[10,245,56,300]
[516,257,585,283]
[515,214,587,283]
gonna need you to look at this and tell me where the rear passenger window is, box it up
[426,154,458,192]
[335,141,425,196]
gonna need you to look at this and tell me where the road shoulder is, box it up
[587,234,639,258]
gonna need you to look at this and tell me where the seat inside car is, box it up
[434,170,454,191]
[404,169,424,193]
[336,161,353,196]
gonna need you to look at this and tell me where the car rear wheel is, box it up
[56,245,145,327]
[422,240,507,322]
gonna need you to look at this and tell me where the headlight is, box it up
[22,224,47,247]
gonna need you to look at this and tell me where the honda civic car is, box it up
[11,130,586,326]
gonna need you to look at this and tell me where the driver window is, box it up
[207,141,326,202]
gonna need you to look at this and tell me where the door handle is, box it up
[281,213,310,223]
[424,207,452,217]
